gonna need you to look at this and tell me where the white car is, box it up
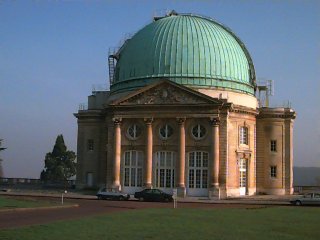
[96,188,130,201]
[290,192,320,206]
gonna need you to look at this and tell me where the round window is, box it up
[191,124,206,140]
[159,124,173,139]
[127,124,141,140]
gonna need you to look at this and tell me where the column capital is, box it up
[210,117,220,126]
[144,117,154,125]
[112,117,122,125]
[176,117,186,125]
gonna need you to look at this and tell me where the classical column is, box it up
[144,118,153,188]
[210,117,220,192]
[177,117,186,197]
[112,118,121,190]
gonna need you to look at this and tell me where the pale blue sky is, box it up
[0,0,319,178]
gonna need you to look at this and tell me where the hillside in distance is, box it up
[293,167,320,186]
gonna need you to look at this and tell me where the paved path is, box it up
[0,196,276,229]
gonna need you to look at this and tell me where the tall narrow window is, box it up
[240,127,248,145]
[271,140,277,152]
[270,166,277,178]
[87,139,94,151]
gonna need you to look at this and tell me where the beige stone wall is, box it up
[226,111,256,196]
[76,117,106,188]
[196,88,258,109]
[256,108,295,195]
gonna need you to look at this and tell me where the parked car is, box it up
[134,189,173,202]
[96,188,130,201]
[290,192,320,206]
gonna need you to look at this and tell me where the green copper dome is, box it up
[110,12,256,95]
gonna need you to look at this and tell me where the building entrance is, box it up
[239,158,247,196]
[122,150,143,194]
[187,151,209,196]
[154,151,175,194]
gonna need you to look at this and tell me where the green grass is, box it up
[1,207,319,240]
[0,196,61,209]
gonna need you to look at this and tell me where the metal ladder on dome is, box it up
[108,55,115,86]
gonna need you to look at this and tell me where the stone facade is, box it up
[74,80,296,197]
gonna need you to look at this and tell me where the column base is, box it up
[112,182,121,192]
[177,186,186,197]
[209,186,220,199]
[144,183,152,189]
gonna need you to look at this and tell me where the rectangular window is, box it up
[87,139,94,151]
[240,127,248,145]
[271,140,277,152]
[270,166,277,178]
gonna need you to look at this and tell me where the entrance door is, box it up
[154,151,175,194]
[239,159,247,196]
[187,151,209,197]
[86,172,93,187]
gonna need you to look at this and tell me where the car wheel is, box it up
[295,200,302,206]
[139,197,144,202]
[164,198,169,202]
[97,195,103,200]
[119,196,125,201]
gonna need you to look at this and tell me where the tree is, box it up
[0,139,6,152]
[40,135,76,183]
[0,139,6,177]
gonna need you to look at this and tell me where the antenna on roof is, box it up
[256,79,274,107]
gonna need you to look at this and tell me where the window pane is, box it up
[131,168,136,187]
[202,170,208,188]
[124,168,130,186]
[196,169,201,188]
[131,151,136,166]
[189,152,194,167]
[166,169,171,188]
[196,152,201,167]
[189,169,194,188]
[125,152,130,166]
[137,168,142,187]
[160,169,165,187]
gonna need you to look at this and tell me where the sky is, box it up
[0,0,319,178]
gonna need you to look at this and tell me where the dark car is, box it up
[290,192,320,206]
[96,188,130,201]
[134,189,173,202]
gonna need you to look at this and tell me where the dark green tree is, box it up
[40,135,76,182]
[0,139,6,177]
[0,139,6,152]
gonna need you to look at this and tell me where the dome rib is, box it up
[111,13,256,95]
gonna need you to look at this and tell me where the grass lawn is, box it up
[1,206,319,240]
[0,196,61,209]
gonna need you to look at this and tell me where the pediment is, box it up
[110,80,222,106]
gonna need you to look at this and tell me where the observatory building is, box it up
[75,11,296,197]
